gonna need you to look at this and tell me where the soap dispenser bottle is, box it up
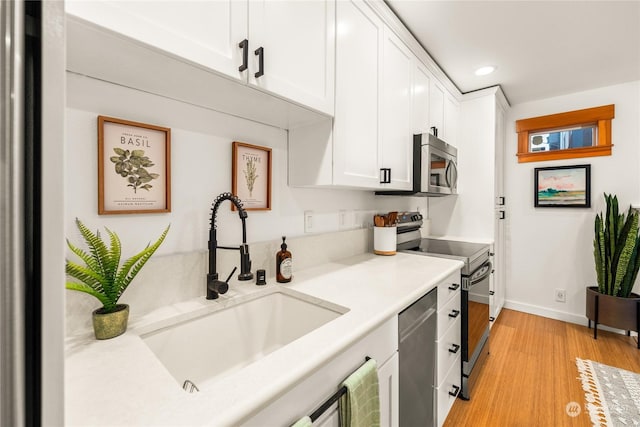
[276,236,292,283]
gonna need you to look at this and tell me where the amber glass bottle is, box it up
[276,236,292,283]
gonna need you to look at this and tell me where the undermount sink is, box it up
[140,288,348,390]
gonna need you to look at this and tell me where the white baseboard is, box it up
[503,299,638,337]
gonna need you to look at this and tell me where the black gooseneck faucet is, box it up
[207,192,253,299]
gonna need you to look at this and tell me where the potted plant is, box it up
[65,218,170,339]
[587,193,640,348]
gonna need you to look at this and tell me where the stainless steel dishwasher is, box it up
[398,287,437,427]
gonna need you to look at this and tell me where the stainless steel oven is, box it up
[460,257,491,400]
[395,212,491,400]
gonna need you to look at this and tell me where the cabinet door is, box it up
[412,62,431,134]
[381,28,413,190]
[333,0,383,188]
[248,0,335,115]
[378,352,399,427]
[444,94,459,146]
[429,79,445,137]
[66,0,248,81]
[493,103,506,322]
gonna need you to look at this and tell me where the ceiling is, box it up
[385,1,640,105]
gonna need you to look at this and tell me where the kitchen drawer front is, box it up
[435,354,462,427]
[437,271,461,308]
[435,316,461,385]
[436,290,461,338]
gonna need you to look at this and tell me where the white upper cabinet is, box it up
[333,0,384,188]
[381,28,413,190]
[248,0,335,115]
[412,62,431,135]
[444,93,460,147]
[66,0,335,115]
[429,77,459,146]
[65,1,248,80]
[429,78,445,138]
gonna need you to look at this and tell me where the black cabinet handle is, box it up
[449,385,460,397]
[490,316,496,322]
[448,309,460,318]
[238,39,248,72]
[448,344,460,354]
[379,168,391,184]
[498,196,505,206]
[254,47,264,78]
[490,290,495,296]
[430,126,438,137]
[499,210,505,220]
[448,283,460,291]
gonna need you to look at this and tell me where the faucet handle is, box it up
[206,267,237,299]
[218,266,238,294]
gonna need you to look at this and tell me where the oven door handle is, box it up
[469,261,492,286]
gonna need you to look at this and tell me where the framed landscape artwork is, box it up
[534,164,591,208]
[232,141,272,211]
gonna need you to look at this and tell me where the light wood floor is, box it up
[444,309,640,427]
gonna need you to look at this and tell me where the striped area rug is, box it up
[576,358,640,426]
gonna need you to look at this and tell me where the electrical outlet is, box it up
[555,288,566,302]
[339,210,347,228]
[304,210,314,233]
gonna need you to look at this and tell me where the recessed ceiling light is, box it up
[475,66,496,76]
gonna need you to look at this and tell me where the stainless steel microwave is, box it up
[376,133,458,197]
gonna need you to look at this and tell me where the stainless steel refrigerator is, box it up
[1,2,65,426]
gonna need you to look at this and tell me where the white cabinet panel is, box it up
[378,352,399,427]
[381,28,413,190]
[437,271,462,308]
[435,354,462,427]
[333,0,383,188]
[435,316,461,384]
[66,0,247,81]
[67,0,334,115]
[412,62,431,134]
[436,291,461,338]
[444,94,460,147]
[429,79,445,137]
[436,270,461,426]
[249,0,335,114]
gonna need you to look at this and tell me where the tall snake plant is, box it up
[66,218,170,313]
[593,194,640,297]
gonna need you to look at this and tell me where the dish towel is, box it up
[290,415,313,427]
[339,358,380,427]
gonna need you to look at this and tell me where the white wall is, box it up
[503,80,640,324]
[65,73,427,255]
[64,73,427,323]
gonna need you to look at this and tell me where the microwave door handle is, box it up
[444,162,451,188]
[450,160,458,190]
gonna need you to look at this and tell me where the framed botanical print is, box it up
[232,141,272,211]
[98,116,171,214]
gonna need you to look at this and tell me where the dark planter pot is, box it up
[92,304,129,340]
[585,286,640,349]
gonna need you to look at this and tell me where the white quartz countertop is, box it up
[65,252,462,426]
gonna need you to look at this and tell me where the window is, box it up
[515,105,614,163]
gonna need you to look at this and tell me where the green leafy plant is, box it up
[65,218,170,313]
[110,148,159,193]
[593,194,640,297]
